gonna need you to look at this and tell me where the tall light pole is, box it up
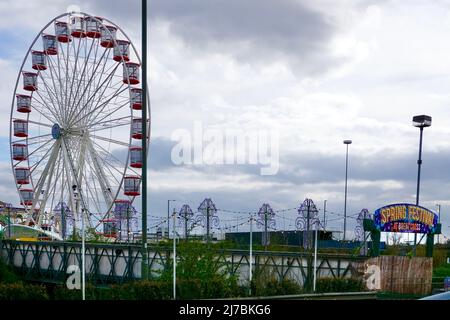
[167,200,176,237]
[141,0,149,280]
[436,204,441,244]
[412,115,431,256]
[343,140,352,241]
[172,208,177,300]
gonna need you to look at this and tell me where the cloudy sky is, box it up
[1,0,450,242]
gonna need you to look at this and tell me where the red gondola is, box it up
[13,120,28,137]
[113,40,130,62]
[20,189,34,206]
[12,144,27,161]
[124,176,140,196]
[31,51,47,70]
[71,16,86,38]
[113,199,132,219]
[131,118,142,139]
[55,21,71,43]
[85,16,103,38]
[16,94,31,113]
[130,88,142,110]
[15,167,30,185]
[100,25,117,48]
[42,34,57,55]
[123,62,140,85]
[101,218,118,238]
[23,72,38,91]
[129,147,142,168]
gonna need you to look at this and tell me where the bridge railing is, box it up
[0,240,365,287]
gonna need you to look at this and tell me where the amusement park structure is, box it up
[9,12,150,241]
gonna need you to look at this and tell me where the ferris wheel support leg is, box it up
[61,137,92,229]
[86,139,114,210]
[37,147,62,226]
[26,140,61,227]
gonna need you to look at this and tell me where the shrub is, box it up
[0,283,48,300]
[316,277,365,293]
[251,268,302,297]
[0,259,19,284]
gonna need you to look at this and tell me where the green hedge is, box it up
[52,279,245,300]
[316,277,365,293]
[0,283,48,300]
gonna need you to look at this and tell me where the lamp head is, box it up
[413,115,432,128]
[343,140,352,145]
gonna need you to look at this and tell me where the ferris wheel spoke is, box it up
[90,140,129,181]
[31,95,60,124]
[84,115,131,131]
[13,133,53,145]
[13,139,53,169]
[29,140,57,175]
[38,73,64,112]
[67,60,121,127]
[58,42,75,120]
[92,140,140,177]
[65,49,111,126]
[86,58,121,114]
[91,135,130,147]
[32,89,63,124]
[65,36,98,125]
[27,120,55,128]
[77,85,128,126]
[82,44,112,118]
[46,54,66,119]
[66,35,87,124]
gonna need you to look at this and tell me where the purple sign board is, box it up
[373,203,438,234]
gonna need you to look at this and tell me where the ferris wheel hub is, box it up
[51,123,62,139]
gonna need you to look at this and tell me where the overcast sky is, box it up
[1,0,450,242]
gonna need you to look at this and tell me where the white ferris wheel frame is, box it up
[9,12,151,234]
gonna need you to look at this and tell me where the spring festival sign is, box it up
[373,203,438,234]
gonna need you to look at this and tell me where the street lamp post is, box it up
[141,0,149,281]
[343,140,352,241]
[436,204,441,244]
[412,115,432,256]
[167,200,176,238]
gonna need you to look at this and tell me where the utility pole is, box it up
[313,219,318,292]
[141,0,149,280]
[81,208,85,301]
[127,205,130,243]
[172,209,176,300]
[412,115,431,256]
[323,200,327,230]
[343,140,352,241]
[436,204,441,244]
[7,204,12,239]
[61,204,66,241]
[167,200,176,238]
[414,127,424,256]
[249,214,253,295]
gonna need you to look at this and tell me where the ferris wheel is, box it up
[9,12,150,238]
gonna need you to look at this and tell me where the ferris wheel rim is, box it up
[9,11,151,233]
